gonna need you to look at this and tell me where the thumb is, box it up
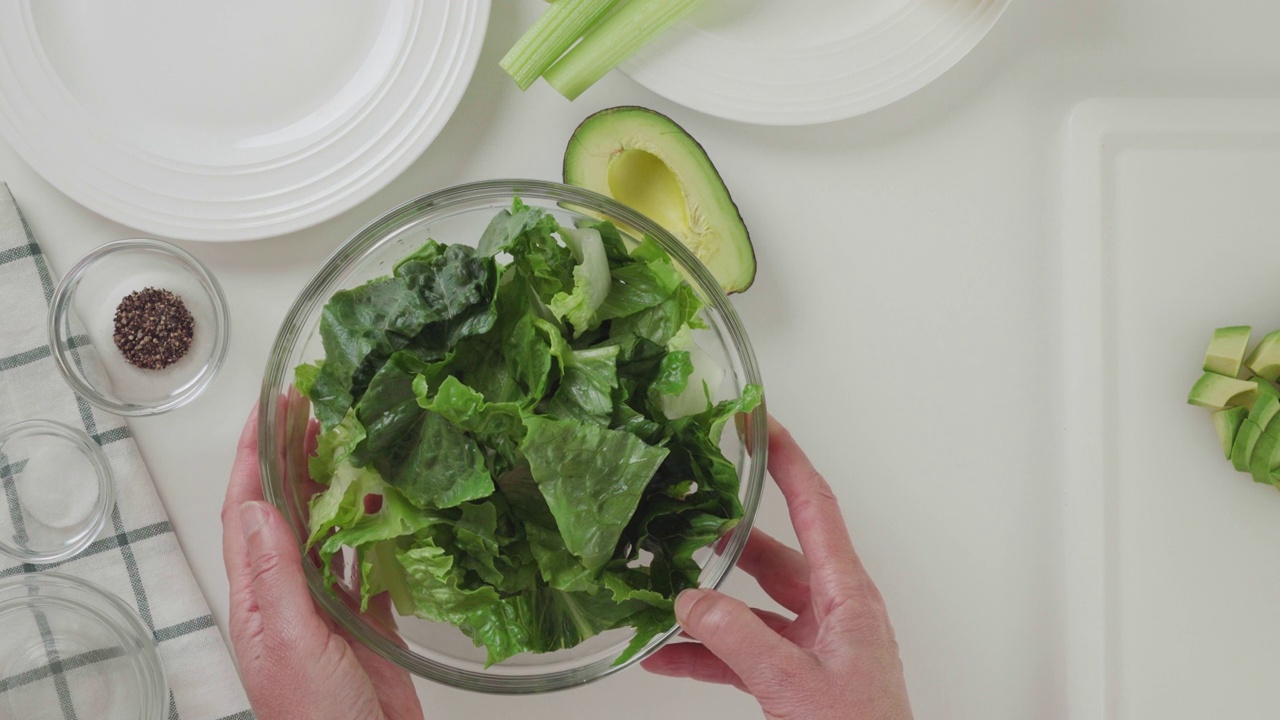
[241,501,330,647]
[675,589,814,693]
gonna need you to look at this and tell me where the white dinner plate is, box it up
[0,0,489,241]
[620,0,1010,126]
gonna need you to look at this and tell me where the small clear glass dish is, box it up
[0,572,168,720]
[0,420,114,564]
[48,239,230,416]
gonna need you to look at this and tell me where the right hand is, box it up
[642,417,913,720]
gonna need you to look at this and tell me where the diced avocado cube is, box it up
[1204,326,1251,377]
[1248,393,1276,424]
[1249,429,1280,484]
[1233,419,1263,471]
[1245,329,1280,382]
[1188,372,1258,410]
[1213,406,1248,460]
[1250,416,1280,485]
[1231,394,1280,470]
[1256,377,1280,401]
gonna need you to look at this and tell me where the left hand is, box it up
[221,405,424,720]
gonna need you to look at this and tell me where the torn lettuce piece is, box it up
[421,376,528,474]
[549,226,612,335]
[654,326,727,420]
[545,345,620,425]
[310,277,433,429]
[521,416,668,572]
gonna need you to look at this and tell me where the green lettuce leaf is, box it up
[545,345,620,425]
[549,227,611,335]
[422,376,528,474]
[362,540,415,615]
[310,277,432,428]
[319,482,451,561]
[449,276,558,406]
[394,241,499,355]
[393,412,494,509]
[398,540,503,624]
[294,362,321,397]
[351,352,437,467]
[478,200,575,302]
[521,416,668,572]
[459,584,650,667]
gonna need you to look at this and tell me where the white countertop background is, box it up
[4,1,1280,717]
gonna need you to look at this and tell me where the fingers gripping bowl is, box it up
[258,181,766,693]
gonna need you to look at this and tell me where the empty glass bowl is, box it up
[258,180,767,693]
[0,573,168,720]
[0,420,114,564]
[48,239,229,416]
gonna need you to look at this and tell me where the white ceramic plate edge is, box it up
[0,1,491,242]
[619,0,1011,126]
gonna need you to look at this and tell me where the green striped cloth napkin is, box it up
[0,183,253,720]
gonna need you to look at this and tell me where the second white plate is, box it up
[0,0,489,241]
[621,0,1010,126]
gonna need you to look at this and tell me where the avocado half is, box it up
[563,106,756,293]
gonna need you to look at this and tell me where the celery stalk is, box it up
[543,0,703,100]
[500,0,622,91]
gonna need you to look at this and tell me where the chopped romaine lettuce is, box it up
[299,199,761,666]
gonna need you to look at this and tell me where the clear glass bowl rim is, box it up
[47,238,231,416]
[0,571,169,719]
[257,179,768,693]
[0,419,115,564]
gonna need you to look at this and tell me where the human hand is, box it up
[221,405,424,720]
[642,417,913,720]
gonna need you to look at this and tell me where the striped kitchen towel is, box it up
[0,183,253,720]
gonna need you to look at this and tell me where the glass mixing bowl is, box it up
[258,180,766,693]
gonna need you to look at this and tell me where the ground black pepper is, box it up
[112,288,195,370]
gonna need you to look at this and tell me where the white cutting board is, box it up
[1063,99,1280,720]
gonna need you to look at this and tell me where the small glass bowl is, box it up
[0,420,114,564]
[48,239,230,416]
[0,573,168,720]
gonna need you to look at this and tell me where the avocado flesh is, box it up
[1187,372,1258,410]
[1245,330,1280,381]
[1245,385,1280,482]
[564,106,756,293]
[1249,420,1280,485]
[1203,325,1251,377]
[1231,392,1280,471]
[1213,406,1248,460]
[608,149,689,239]
[1233,419,1263,472]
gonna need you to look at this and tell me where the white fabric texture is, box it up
[0,183,253,720]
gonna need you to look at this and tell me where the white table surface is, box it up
[4,1,1280,717]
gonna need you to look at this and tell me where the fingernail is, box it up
[240,501,269,539]
[675,589,704,623]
